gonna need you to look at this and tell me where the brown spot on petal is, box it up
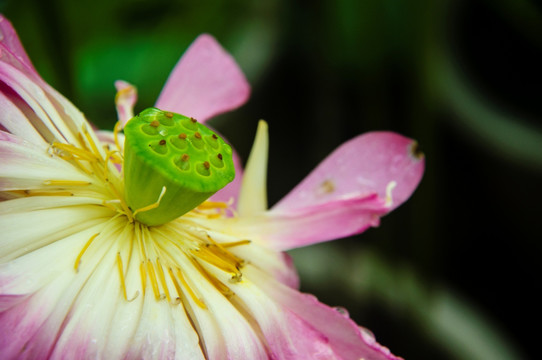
[409,141,424,160]
[317,179,335,195]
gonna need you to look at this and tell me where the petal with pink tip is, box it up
[0,222,116,358]
[246,266,404,360]
[221,195,388,251]
[154,34,250,123]
[213,267,336,359]
[263,131,424,249]
[0,16,37,74]
[274,132,424,212]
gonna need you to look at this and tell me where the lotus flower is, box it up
[0,14,424,360]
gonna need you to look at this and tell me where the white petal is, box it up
[158,231,268,360]
[0,196,103,214]
[0,136,94,191]
[0,91,46,145]
[0,219,124,358]
[0,206,113,261]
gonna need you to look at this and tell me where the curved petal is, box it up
[1,20,103,157]
[154,34,250,123]
[0,16,37,75]
[159,236,268,360]
[0,131,94,192]
[0,88,46,145]
[219,195,388,251]
[0,221,119,359]
[210,267,336,359]
[264,131,424,249]
[246,266,403,360]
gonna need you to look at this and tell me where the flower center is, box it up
[42,112,249,309]
[123,108,236,226]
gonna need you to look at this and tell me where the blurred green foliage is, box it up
[2,0,540,358]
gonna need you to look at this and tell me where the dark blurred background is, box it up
[2,0,541,359]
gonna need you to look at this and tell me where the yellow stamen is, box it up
[156,258,171,302]
[117,252,129,301]
[175,268,207,309]
[191,246,240,275]
[220,239,252,248]
[74,233,100,271]
[205,235,245,266]
[114,188,133,221]
[189,257,234,297]
[139,261,147,296]
[10,190,73,197]
[198,201,229,210]
[132,186,166,218]
[44,180,91,187]
[167,267,184,306]
[82,124,102,159]
[52,142,98,161]
[101,199,121,212]
[146,260,164,300]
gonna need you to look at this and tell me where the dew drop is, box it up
[333,306,350,318]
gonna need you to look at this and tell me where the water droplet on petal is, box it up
[359,326,376,344]
[333,306,350,318]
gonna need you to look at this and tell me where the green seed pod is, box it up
[123,108,235,226]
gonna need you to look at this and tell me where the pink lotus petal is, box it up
[0,16,36,74]
[274,131,424,212]
[155,34,250,123]
[222,271,335,359]
[114,80,137,127]
[0,294,27,312]
[247,266,403,360]
[0,59,78,144]
[244,195,389,251]
[266,131,424,249]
